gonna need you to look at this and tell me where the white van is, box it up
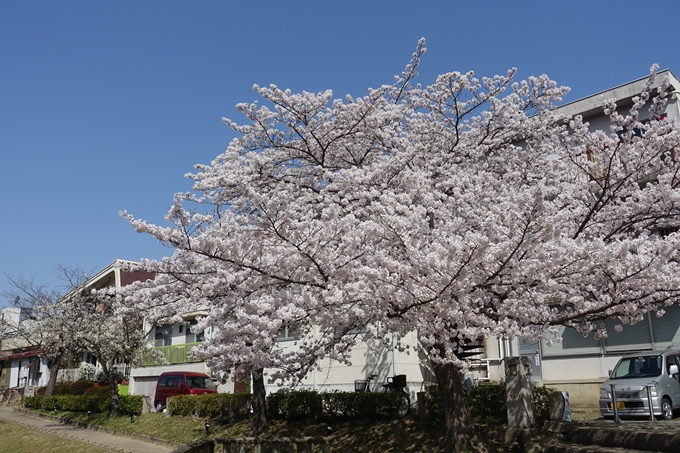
[599,350,680,420]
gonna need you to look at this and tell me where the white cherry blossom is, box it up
[121,41,680,450]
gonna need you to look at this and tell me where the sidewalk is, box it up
[0,407,177,453]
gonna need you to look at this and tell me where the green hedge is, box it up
[168,393,251,421]
[23,394,143,416]
[35,380,97,397]
[163,390,409,422]
[22,395,45,410]
[327,391,409,419]
[43,395,110,413]
[118,394,144,415]
[267,390,409,420]
[277,390,323,419]
[425,383,554,425]
[467,383,509,424]
[532,384,554,426]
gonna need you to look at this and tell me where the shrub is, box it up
[266,392,287,419]
[23,395,44,409]
[24,392,142,416]
[43,380,97,396]
[424,386,444,422]
[319,391,358,418]
[43,395,110,413]
[37,394,142,415]
[95,371,125,385]
[532,385,554,425]
[119,395,144,415]
[354,392,405,419]
[83,385,111,396]
[280,390,323,420]
[53,383,73,395]
[78,364,97,381]
[32,381,96,398]
[349,392,386,418]
[267,390,410,421]
[69,380,96,395]
[169,393,251,421]
[425,382,554,426]
[468,383,508,425]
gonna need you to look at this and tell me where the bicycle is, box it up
[354,374,410,417]
[354,374,377,392]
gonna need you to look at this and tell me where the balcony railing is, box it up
[146,342,202,366]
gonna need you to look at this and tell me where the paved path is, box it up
[0,407,177,453]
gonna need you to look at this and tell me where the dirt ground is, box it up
[570,408,601,421]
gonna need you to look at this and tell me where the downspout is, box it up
[392,332,397,376]
[313,326,318,391]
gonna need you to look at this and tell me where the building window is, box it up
[19,307,32,324]
[655,226,680,238]
[155,325,173,347]
[277,323,299,341]
[85,352,98,366]
[185,320,204,343]
[542,305,680,357]
[344,326,368,336]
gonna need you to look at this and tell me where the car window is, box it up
[611,355,662,378]
[186,376,211,388]
[159,376,172,388]
[667,356,680,374]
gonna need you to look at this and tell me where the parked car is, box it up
[599,350,680,420]
[154,371,217,412]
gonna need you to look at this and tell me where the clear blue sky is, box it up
[1,1,678,304]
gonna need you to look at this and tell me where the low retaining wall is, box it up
[170,437,334,453]
[170,439,215,453]
[541,380,603,408]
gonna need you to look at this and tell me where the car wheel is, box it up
[155,401,164,413]
[659,397,673,420]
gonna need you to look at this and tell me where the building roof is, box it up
[554,69,680,119]
[61,259,140,299]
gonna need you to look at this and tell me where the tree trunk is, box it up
[43,353,63,399]
[434,361,492,453]
[104,363,120,417]
[251,368,267,435]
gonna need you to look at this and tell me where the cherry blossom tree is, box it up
[122,39,680,451]
[2,266,87,399]
[4,267,160,417]
[63,288,158,417]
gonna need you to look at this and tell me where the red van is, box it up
[154,371,217,412]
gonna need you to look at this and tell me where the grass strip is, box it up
[0,418,114,453]
[33,410,442,452]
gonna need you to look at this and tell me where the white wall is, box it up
[8,357,47,388]
[265,329,428,404]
